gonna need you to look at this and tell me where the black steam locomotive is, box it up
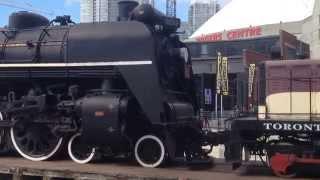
[0,2,216,167]
[1,1,320,177]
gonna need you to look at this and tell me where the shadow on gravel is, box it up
[236,164,274,177]
[93,156,216,169]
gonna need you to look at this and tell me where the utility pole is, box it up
[166,0,176,17]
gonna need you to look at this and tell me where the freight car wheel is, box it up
[10,121,63,161]
[273,169,297,178]
[134,135,166,168]
[68,133,97,164]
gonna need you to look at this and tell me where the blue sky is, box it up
[0,0,229,27]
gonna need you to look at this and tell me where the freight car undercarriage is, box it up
[225,117,320,177]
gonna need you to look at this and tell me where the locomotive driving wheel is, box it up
[0,112,11,154]
[68,133,98,164]
[10,119,63,161]
[134,135,166,168]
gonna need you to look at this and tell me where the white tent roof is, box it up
[190,0,215,4]
[190,0,315,38]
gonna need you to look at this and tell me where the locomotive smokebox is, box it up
[8,11,49,29]
[130,4,156,24]
[130,4,181,32]
[118,1,139,21]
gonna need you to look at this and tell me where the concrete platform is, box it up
[0,157,283,180]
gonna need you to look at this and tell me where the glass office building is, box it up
[80,0,154,23]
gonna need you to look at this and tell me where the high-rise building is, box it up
[80,0,154,23]
[188,0,219,33]
[80,0,116,22]
[301,0,320,58]
[178,22,191,40]
[80,0,94,23]
[139,0,154,6]
[166,0,176,17]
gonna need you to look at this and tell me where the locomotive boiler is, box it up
[0,2,215,167]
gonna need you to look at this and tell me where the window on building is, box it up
[208,43,224,56]
[187,44,201,58]
[200,44,208,56]
[226,42,243,56]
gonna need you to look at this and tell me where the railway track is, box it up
[0,156,286,180]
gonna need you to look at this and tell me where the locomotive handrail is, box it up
[86,88,129,95]
[1,26,70,32]
[165,89,187,95]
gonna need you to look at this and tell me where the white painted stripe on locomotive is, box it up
[0,61,152,68]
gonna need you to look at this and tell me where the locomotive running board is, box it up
[0,61,152,68]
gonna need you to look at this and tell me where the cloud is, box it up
[64,0,80,6]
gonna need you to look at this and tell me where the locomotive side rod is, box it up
[0,120,13,127]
